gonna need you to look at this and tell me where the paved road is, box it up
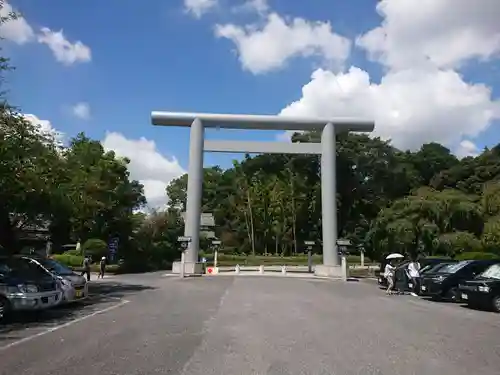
[1,274,499,375]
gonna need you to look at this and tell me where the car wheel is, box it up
[446,287,460,302]
[0,296,11,320]
[492,296,500,313]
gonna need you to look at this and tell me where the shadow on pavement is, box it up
[460,303,496,314]
[88,281,155,299]
[0,282,156,341]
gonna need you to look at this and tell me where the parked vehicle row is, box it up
[378,258,500,312]
[0,255,88,320]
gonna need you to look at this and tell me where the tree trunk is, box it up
[246,187,256,256]
[290,176,297,255]
[243,211,252,251]
[263,194,269,256]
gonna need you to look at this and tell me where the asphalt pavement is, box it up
[1,273,499,375]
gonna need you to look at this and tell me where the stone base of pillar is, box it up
[314,265,346,278]
[172,261,204,275]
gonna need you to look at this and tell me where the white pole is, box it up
[184,118,204,264]
[180,251,185,278]
[214,249,218,268]
[321,123,339,267]
[341,255,348,281]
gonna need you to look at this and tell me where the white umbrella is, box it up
[386,253,404,260]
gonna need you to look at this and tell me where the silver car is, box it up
[24,257,88,304]
[0,257,62,319]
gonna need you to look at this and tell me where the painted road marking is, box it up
[0,298,129,351]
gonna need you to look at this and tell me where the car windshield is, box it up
[479,264,500,280]
[37,258,74,276]
[0,258,49,279]
[423,262,452,274]
[437,260,470,274]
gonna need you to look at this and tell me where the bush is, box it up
[198,254,372,266]
[437,231,482,255]
[52,253,84,268]
[64,249,83,256]
[455,252,500,261]
[53,254,121,274]
[82,238,108,260]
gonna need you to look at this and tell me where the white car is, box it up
[23,257,89,304]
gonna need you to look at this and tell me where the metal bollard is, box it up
[341,255,348,281]
[259,265,264,274]
[180,251,185,279]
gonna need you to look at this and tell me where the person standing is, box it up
[98,256,106,279]
[384,260,396,295]
[407,257,421,296]
[81,255,91,281]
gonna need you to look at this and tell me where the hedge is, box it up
[197,253,373,266]
[455,252,500,261]
[52,254,84,268]
[52,253,120,274]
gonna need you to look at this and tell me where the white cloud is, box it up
[279,66,500,151]
[37,27,91,65]
[0,2,91,65]
[102,132,186,209]
[273,0,500,152]
[184,0,218,18]
[0,0,34,44]
[232,0,269,15]
[24,113,65,147]
[357,0,500,70]
[71,102,91,120]
[215,12,351,74]
[455,140,479,159]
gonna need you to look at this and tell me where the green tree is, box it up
[50,134,146,252]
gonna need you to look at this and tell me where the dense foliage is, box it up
[167,136,500,261]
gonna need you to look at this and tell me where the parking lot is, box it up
[1,274,499,375]
[0,277,154,350]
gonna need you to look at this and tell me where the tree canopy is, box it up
[166,134,500,261]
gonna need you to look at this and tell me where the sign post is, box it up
[304,241,315,273]
[177,236,192,278]
[108,237,119,262]
[212,240,221,268]
[358,245,365,267]
[336,239,351,281]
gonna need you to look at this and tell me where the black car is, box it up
[420,260,500,302]
[378,258,450,289]
[459,263,500,312]
[407,261,457,294]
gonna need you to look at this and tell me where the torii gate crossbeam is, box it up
[151,111,375,277]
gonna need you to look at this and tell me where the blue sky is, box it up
[2,0,500,208]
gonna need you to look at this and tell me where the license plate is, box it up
[75,290,83,298]
[421,286,427,291]
[461,293,468,300]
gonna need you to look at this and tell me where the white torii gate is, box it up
[151,112,374,277]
